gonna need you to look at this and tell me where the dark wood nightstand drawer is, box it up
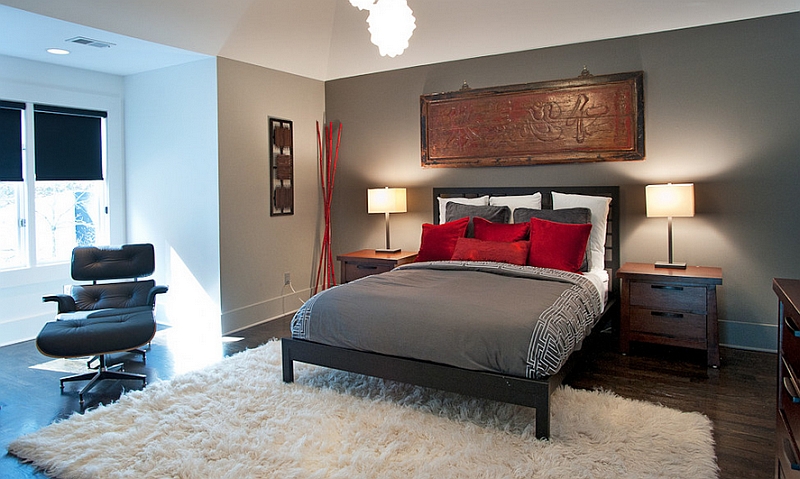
[338,250,418,283]
[782,357,800,436]
[628,308,706,345]
[629,282,707,313]
[784,310,800,368]
[343,262,393,282]
[778,409,800,478]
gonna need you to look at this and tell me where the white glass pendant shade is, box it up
[366,0,416,57]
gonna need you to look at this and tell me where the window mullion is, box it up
[23,103,36,267]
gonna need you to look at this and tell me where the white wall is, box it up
[2,53,326,347]
[0,55,125,346]
[124,58,222,347]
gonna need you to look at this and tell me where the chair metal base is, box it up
[87,345,148,370]
[60,355,146,404]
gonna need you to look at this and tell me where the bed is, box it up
[282,186,620,439]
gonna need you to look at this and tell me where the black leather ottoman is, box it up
[36,308,157,404]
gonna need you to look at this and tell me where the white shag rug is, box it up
[10,340,718,479]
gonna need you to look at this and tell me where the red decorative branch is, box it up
[314,121,342,294]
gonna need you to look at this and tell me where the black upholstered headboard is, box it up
[432,186,620,287]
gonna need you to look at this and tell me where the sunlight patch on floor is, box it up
[29,357,92,374]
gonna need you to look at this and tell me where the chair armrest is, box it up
[43,294,77,314]
[147,285,169,306]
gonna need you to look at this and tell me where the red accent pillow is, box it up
[472,217,530,242]
[527,218,592,273]
[451,238,530,266]
[415,217,469,262]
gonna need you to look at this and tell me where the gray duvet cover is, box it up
[291,261,604,379]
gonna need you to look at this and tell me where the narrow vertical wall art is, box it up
[269,118,294,215]
[314,121,342,294]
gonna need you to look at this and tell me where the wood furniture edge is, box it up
[773,277,800,477]
[337,250,418,262]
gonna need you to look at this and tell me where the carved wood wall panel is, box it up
[420,71,644,167]
[269,117,294,215]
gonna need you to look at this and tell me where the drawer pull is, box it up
[784,438,800,470]
[784,377,800,403]
[356,265,379,270]
[650,311,684,319]
[783,357,800,403]
[786,316,800,337]
[651,285,684,291]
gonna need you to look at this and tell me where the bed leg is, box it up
[535,404,550,440]
[281,339,294,383]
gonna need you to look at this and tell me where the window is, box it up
[0,101,109,270]
[0,101,25,269]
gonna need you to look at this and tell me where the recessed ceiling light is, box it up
[47,48,70,55]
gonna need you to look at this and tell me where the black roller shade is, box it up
[34,104,106,181]
[0,101,25,182]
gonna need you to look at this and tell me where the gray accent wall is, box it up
[216,58,325,334]
[324,13,800,351]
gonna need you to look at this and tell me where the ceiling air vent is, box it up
[66,36,115,49]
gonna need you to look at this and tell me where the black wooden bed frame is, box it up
[282,186,620,439]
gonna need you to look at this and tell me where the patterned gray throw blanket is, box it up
[292,261,604,379]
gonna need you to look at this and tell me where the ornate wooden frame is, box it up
[420,70,644,167]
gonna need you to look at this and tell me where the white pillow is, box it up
[552,191,612,272]
[437,196,489,224]
[489,193,542,223]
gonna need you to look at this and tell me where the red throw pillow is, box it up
[527,217,592,273]
[451,237,529,266]
[415,217,469,262]
[472,217,530,242]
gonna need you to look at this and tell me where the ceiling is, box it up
[1,0,798,80]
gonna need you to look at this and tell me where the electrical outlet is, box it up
[284,272,291,285]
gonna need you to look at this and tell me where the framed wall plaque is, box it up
[420,70,644,167]
[269,117,293,215]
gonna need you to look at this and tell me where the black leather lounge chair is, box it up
[36,243,168,404]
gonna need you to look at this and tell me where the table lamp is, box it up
[645,183,695,269]
[368,187,407,253]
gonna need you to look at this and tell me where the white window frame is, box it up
[0,103,111,271]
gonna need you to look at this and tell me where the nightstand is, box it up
[618,262,722,367]
[337,249,418,283]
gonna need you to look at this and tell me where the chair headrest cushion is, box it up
[71,243,155,281]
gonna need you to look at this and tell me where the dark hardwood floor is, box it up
[1,317,775,478]
[567,335,776,479]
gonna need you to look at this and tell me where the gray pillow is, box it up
[514,207,591,225]
[446,203,511,238]
[446,203,510,223]
[515,207,592,271]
